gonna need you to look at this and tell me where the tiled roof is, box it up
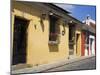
[82,24,95,34]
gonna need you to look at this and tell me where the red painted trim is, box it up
[81,32,85,56]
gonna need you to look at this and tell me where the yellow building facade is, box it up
[68,20,82,58]
[12,1,82,67]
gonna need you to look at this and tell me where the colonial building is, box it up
[12,1,70,66]
[81,16,96,56]
[68,17,82,58]
[12,1,84,68]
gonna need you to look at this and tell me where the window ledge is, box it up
[48,41,59,45]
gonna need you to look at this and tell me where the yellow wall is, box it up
[11,12,14,47]
[74,29,81,57]
[12,1,69,66]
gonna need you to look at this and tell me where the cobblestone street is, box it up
[43,56,96,72]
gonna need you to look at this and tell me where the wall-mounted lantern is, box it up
[62,20,67,36]
[62,30,65,35]
[49,11,53,15]
[69,20,73,23]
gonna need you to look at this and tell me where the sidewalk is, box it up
[12,55,95,74]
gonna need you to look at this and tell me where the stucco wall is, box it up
[75,29,81,56]
[73,28,81,57]
[12,1,69,66]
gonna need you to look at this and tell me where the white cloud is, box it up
[54,4,75,12]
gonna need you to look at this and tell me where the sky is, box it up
[54,3,96,22]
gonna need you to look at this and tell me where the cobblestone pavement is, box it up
[43,56,96,72]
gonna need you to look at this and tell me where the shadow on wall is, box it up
[40,18,45,32]
[48,45,59,52]
[14,2,48,32]
[33,17,45,32]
